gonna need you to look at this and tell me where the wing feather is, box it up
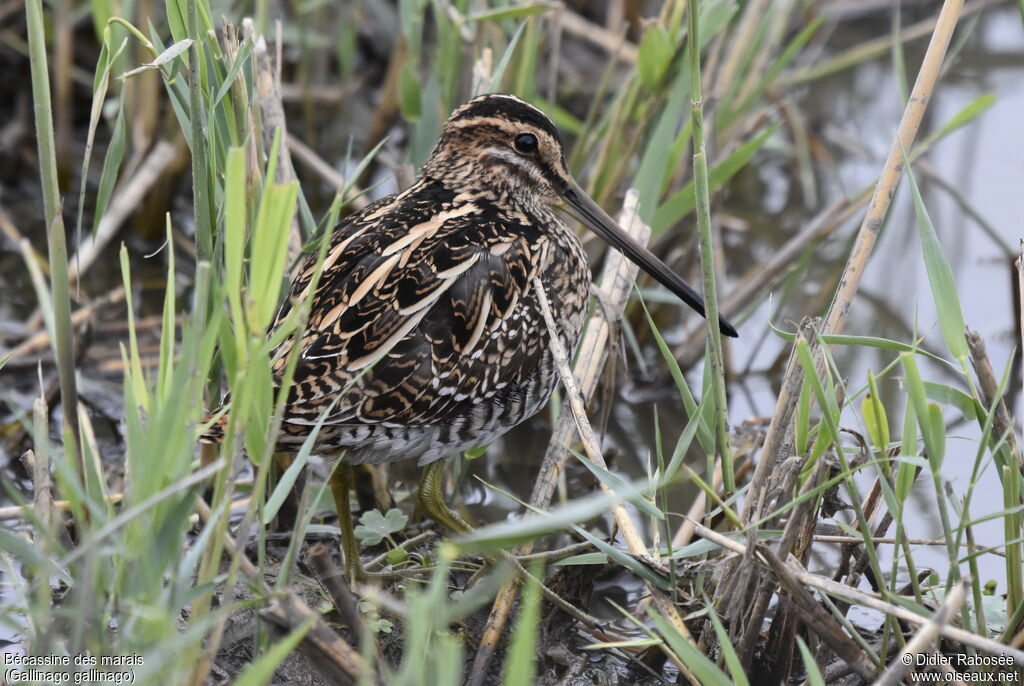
[274,183,547,435]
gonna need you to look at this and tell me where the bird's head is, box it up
[422,93,738,338]
[422,92,572,206]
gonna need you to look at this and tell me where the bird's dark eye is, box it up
[513,133,538,155]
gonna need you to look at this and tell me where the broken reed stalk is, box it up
[687,0,733,492]
[966,329,1024,623]
[467,190,653,686]
[306,543,370,652]
[31,395,53,534]
[250,23,304,263]
[967,329,1022,465]
[744,0,966,521]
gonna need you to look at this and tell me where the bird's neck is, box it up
[417,169,554,223]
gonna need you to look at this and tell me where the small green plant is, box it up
[355,508,410,547]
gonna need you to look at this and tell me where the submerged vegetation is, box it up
[1,0,1023,684]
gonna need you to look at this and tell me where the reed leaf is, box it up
[902,150,969,362]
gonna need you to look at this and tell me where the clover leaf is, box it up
[353,508,408,546]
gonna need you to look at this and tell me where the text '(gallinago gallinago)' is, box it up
[203,93,737,573]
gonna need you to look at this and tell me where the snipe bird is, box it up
[203,93,736,573]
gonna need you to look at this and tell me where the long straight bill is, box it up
[561,180,738,338]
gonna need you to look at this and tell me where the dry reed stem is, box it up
[690,518,1024,665]
[288,135,370,211]
[67,141,177,285]
[532,277,645,552]
[31,394,52,532]
[251,30,303,263]
[733,0,796,112]
[821,0,963,335]
[0,205,47,275]
[758,545,877,682]
[279,83,347,103]
[470,47,493,96]
[744,318,817,521]
[307,543,367,645]
[259,595,369,686]
[873,580,968,686]
[744,0,965,521]
[967,329,1022,469]
[467,191,654,686]
[558,8,637,63]
[967,328,1024,627]
[712,0,769,101]
[781,0,997,88]
[6,287,125,361]
[673,460,722,547]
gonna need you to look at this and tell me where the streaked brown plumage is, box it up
[203,93,736,468]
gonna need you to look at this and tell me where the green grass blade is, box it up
[634,67,689,223]
[77,36,126,245]
[262,399,338,524]
[862,371,890,455]
[91,99,127,237]
[467,3,552,22]
[637,26,674,91]
[703,598,749,686]
[902,150,969,361]
[897,389,918,502]
[796,636,826,686]
[567,447,664,520]
[500,562,544,686]
[486,21,527,94]
[900,352,941,468]
[119,246,151,412]
[649,608,734,686]
[638,292,714,453]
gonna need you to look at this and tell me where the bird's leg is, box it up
[270,452,305,531]
[414,461,611,629]
[329,461,363,582]
[417,460,473,534]
[418,464,609,630]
